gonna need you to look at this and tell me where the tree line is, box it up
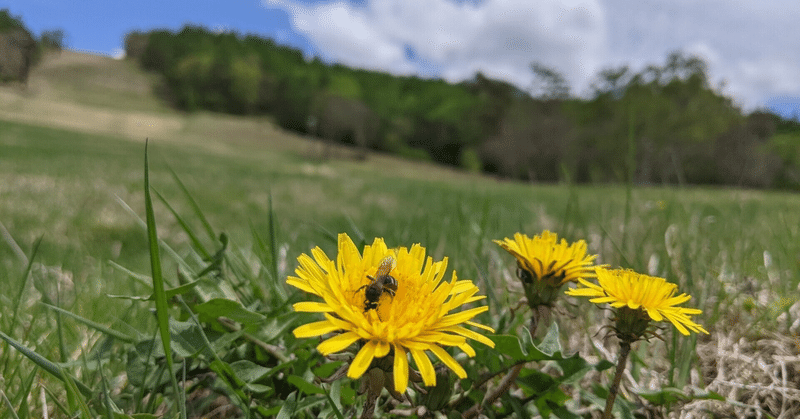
[7,14,800,188]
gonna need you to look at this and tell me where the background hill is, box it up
[1,49,477,180]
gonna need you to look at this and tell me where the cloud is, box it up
[265,0,607,95]
[266,0,800,110]
[601,0,800,110]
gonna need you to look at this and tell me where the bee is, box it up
[356,255,398,312]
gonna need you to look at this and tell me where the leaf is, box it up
[636,386,725,405]
[536,322,562,356]
[244,383,271,394]
[490,335,528,362]
[113,414,160,419]
[325,380,346,419]
[168,165,216,244]
[276,391,297,419]
[287,375,325,395]
[489,325,586,367]
[550,403,582,419]
[193,298,266,325]
[312,361,344,379]
[168,319,210,358]
[229,360,273,383]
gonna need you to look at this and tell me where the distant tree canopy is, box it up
[39,29,65,51]
[0,9,39,83]
[124,26,800,188]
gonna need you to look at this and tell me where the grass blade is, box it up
[39,303,136,343]
[154,187,210,259]
[3,236,43,377]
[322,384,345,419]
[0,220,28,266]
[0,330,92,398]
[168,165,216,243]
[143,140,183,418]
[58,364,92,419]
[251,197,287,304]
[41,387,69,418]
[1,390,21,419]
[17,368,37,419]
[98,362,116,419]
[267,193,281,292]
[114,194,191,281]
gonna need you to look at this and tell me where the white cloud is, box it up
[111,47,126,60]
[601,0,800,110]
[266,0,607,95]
[266,0,800,110]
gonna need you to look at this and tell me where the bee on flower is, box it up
[287,233,494,413]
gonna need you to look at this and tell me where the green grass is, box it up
[3,116,800,330]
[3,54,800,417]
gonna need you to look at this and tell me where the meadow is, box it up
[1,52,799,418]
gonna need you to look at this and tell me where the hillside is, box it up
[0,50,483,183]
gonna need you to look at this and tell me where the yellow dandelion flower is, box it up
[566,267,708,336]
[494,231,597,307]
[494,231,597,286]
[288,233,495,393]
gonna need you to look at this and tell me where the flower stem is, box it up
[602,341,631,419]
[359,368,384,419]
[463,306,547,418]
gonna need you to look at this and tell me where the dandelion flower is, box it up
[288,233,495,393]
[494,231,597,307]
[566,267,707,419]
[566,267,708,337]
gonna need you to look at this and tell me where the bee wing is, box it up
[374,255,396,277]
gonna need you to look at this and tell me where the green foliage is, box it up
[39,29,65,51]
[0,8,40,80]
[125,27,800,187]
[568,52,746,184]
[0,8,26,31]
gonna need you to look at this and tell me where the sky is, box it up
[4,0,799,119]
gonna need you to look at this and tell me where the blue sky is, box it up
[3,0,799,119]
[3,0,316,57]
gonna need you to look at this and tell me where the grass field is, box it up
[1,51,800,418]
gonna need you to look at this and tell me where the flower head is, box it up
[566,267,708,337]
[288,233,494,393]
[494,231,597,306]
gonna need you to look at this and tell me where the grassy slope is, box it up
[1,50,800,416]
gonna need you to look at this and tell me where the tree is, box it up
[530,62,570,100]
[0,9,37,83]
[40,29,65,51]
[575,52,741,184]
